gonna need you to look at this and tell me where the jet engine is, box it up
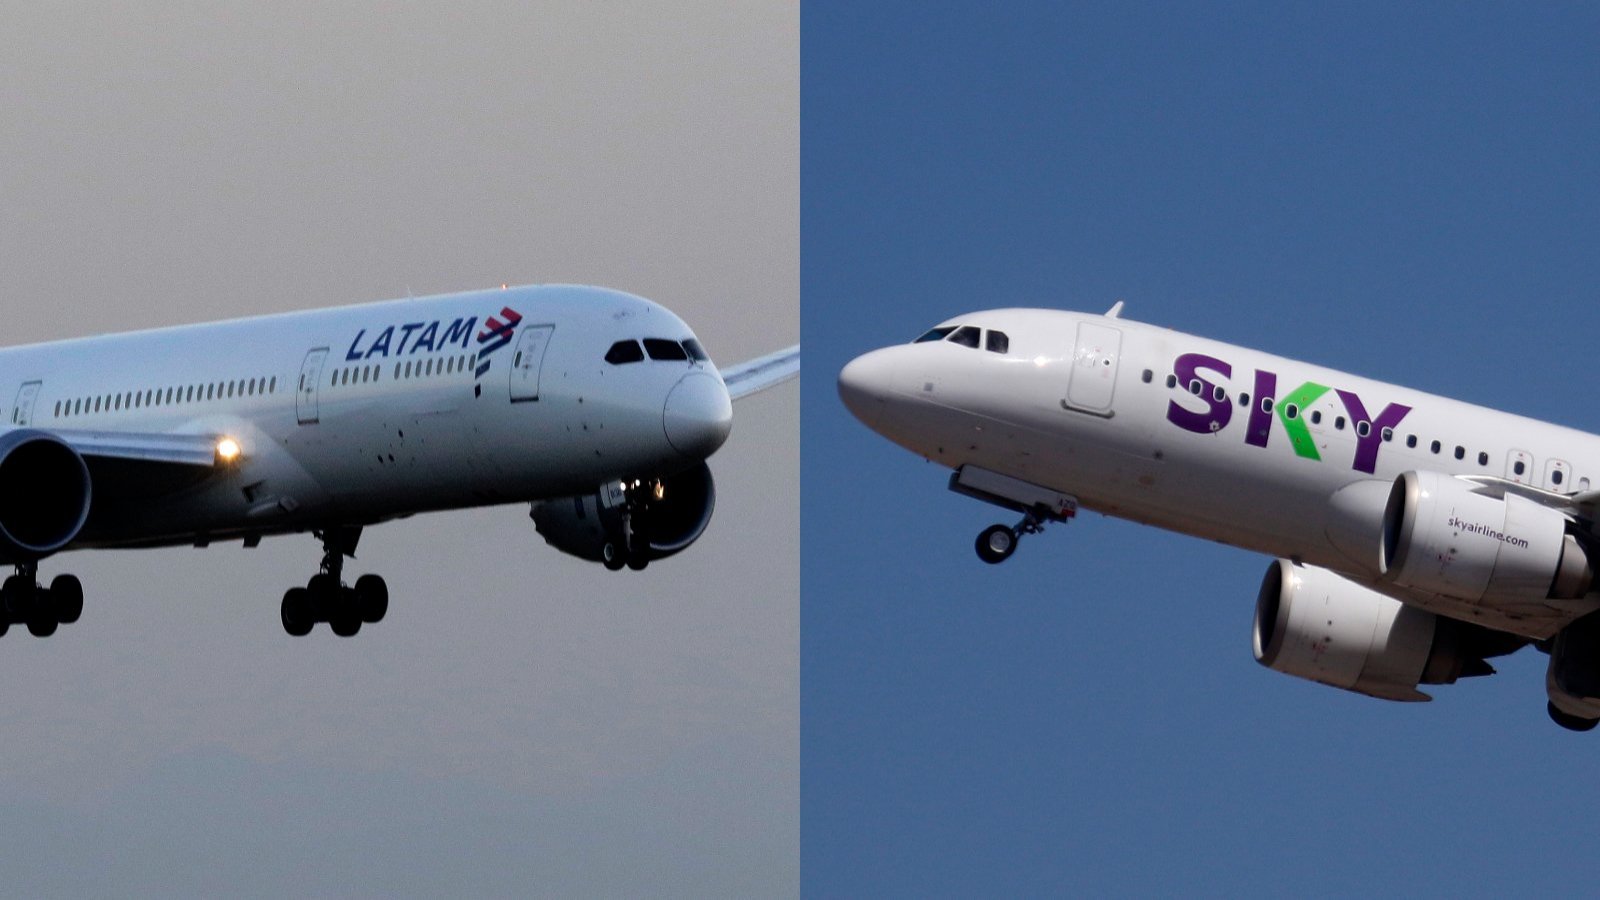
[1380,470,1593,606]
[529,462,716,570]
[0,430,92,563]
[1253,560,1521,701]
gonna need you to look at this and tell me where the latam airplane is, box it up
[839,304,1600,731]
[0,284,797,639]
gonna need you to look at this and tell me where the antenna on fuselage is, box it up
[1104,300,1125,319]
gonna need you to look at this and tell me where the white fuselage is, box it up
[840,308,1600,638]
[1,284,731,551]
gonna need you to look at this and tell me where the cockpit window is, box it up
[682,339,709,362]
[948,326,981,348]
[605,340,644,364]
[914,326,956,343]
[986,331,1010,354]
[644,338,690,361]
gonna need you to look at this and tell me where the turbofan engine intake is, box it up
[0,430,92,563]
[529,462,716,569]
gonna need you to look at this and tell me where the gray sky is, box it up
[0,3,796,896]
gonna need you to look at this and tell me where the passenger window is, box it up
[1284,404,1299,420]
[1478,451,1489,466]
[606,340,644,364]
[1141,369,1153,384]
[1310,411,1322,425]
[1334,417,1345,430]
[1454,446,1465,460]
[915,326,956,343]
[985,331,1009,354]
[947,326,981,349]
[1554,469,1566,486]
[1514,460,1527,476]
[1165,374,1177,389]
[1261,397,1273,413]
[1406,435,1417,449]
[1212,386,1226,403]
[683,339,710,361]
[1379,426,1391,441]
[1430,440,1440,454]
[1238,393,1250,408]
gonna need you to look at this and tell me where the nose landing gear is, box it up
[950,466,1079,565]
[975,509,1052,565]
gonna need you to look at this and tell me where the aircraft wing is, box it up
[49,429,227,467]
[722,344,799,401]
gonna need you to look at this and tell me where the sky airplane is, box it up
[839,304,1600,731]
[0,284,797,638]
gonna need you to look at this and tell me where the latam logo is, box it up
[1164,352,1411,474]
[474,307,522,378]
[344,306,524,383]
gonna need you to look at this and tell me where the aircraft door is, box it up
[1506,449,1533,484]
[297,348,329,425]
[1545,458,1572,492]
[509,325,554,403]
[1064,322,1122,415]
[11,381,41,426]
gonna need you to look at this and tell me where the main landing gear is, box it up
[0,562,82,637]
[280,527,388,638]
[975,508,1053,565]
[1548,702,1600,732]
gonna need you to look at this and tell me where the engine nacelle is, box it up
[1380,470,1593,605]
[529,462,716,567]
[0,429,92,563]
[1253,560,1516,701]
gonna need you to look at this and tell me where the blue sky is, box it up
[804,4,1600,895]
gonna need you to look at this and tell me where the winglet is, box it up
[1105,300,1125,319]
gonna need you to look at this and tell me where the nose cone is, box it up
[838,349,898,429]
[664,372,734,458]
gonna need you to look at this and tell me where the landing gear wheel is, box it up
[1548,701,1600,732]
[1,575,31,619]
[26,612,57,638]
[976,524,1018,564]
[51,575,83,625]
[355,574,388,623]
[329,589,362,638]
[602,543,626,571]
[281,587,314,637]
[626,555,650,571]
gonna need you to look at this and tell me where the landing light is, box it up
[216,437,242,463]
[653,481,665,501]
